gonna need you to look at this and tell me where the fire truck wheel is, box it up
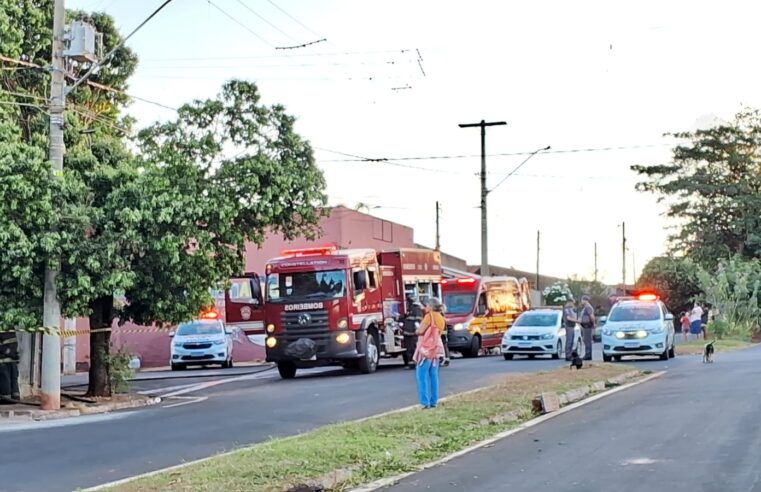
[359,331,379,374]
[277,361,297,379]
[463,335,481,358]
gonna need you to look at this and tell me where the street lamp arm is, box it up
[488,145,550,194]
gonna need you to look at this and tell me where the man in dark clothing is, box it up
[0,330,20,403]
[403,296,423,369]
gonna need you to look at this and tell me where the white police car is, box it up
[170,312,234,370]
[501,308,582,360]
[602,294,675,362]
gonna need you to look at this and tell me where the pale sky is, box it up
[70,0,761,284]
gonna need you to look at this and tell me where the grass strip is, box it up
[675,338,754,355]
[111,364,638,492]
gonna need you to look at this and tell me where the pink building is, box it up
[72,207,415,370]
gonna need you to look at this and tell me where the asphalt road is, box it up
[386,345,761,492]
[0,344,691,492]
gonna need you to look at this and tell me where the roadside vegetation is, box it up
[111,364,640,492]
[675,338,753,356]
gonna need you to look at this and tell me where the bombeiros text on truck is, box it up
[262,246,442,379]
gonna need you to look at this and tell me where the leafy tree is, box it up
[632,108,761,268]
[566,277,609,313]
[636,256,701,315]
[1,4,327,396]
[696,257,761,339]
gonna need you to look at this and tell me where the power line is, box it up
[141,48,419,62]
[234,0,300,43]
[318,143,674,162]
[314,147,453,174]
[70,0,177,92]
[265,0,323,38]
[207,0,274,48]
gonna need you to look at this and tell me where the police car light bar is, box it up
[200,310,219,319]
[637,293,658,301]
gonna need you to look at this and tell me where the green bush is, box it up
[108,347,135,394]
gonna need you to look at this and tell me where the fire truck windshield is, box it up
[266,270,347,302]
[443,293,477,315]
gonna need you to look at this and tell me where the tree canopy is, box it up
[632,108,761,268]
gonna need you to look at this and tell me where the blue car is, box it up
[602,295,675,362]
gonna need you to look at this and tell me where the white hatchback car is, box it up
[170,316,234,370]
[602,295,675,362]
[501,309,582,360]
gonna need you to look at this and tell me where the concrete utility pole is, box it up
[594,242,598,283]
[435,201,441,251]
[40,0,66,410]
[458,120,506,277]
[535,230,540,291]
[621,222,627,295]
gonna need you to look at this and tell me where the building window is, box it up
[373,219,393,243]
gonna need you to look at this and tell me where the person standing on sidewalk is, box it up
[563,300,579,361]
[689,302,703,340]
[403,295,423,369]
[0,329,20,403]
[579,295,596,361]
[414,298,446,409]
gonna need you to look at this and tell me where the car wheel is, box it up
[171,363,185,371]
[660,345,669,360]
[553,340,562,360]
[463,335,481,358]
[358,331,379,374]
[503,353,513,360]
[613,355,622,362]
[277,361,297,379]
[668,344,676,358]
[602,353,612,362]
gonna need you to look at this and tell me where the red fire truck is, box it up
[262,246,442,379]
[223,273,266,344]
[442,275,531,357]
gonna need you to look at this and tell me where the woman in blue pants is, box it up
[414,298,445,409]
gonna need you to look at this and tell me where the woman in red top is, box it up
[679,312,690,342]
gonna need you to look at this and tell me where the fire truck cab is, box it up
[263,246,441,379]
[442,275,531,357]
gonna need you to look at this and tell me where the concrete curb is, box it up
[0,396,161,421]
[349,370,665,492]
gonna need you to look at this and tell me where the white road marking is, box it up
[621,458,661,465]
[161,396,208,409]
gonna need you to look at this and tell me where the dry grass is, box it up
[110,364,639,492]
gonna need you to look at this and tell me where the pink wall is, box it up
[245,206,415,273]
[71,207,411,370]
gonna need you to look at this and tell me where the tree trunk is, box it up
[86,295,113,397]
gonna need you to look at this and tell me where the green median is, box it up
[675,338,754,355]
[110,364,641,492]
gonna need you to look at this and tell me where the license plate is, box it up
[518,342,532,347]
[192,351,204,357]
[624,341,639,348]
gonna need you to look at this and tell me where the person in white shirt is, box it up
[688,303,703,339]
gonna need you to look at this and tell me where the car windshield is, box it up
[176,321,223,336]
[443,293,476,315]
[513,312,559,327]
[267,270,346,302]
[609,303,661,322]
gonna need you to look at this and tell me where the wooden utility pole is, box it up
[621,222,627,295]
[458,120,507,277]
[536,230,540,291]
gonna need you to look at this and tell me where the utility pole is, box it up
[594,242,598,283]
[621,222,627,296]
[40,0,66,410]
[632,252,636,286]
[458,120,507,277]
[435,201,441,251]
[535,230,540,291]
